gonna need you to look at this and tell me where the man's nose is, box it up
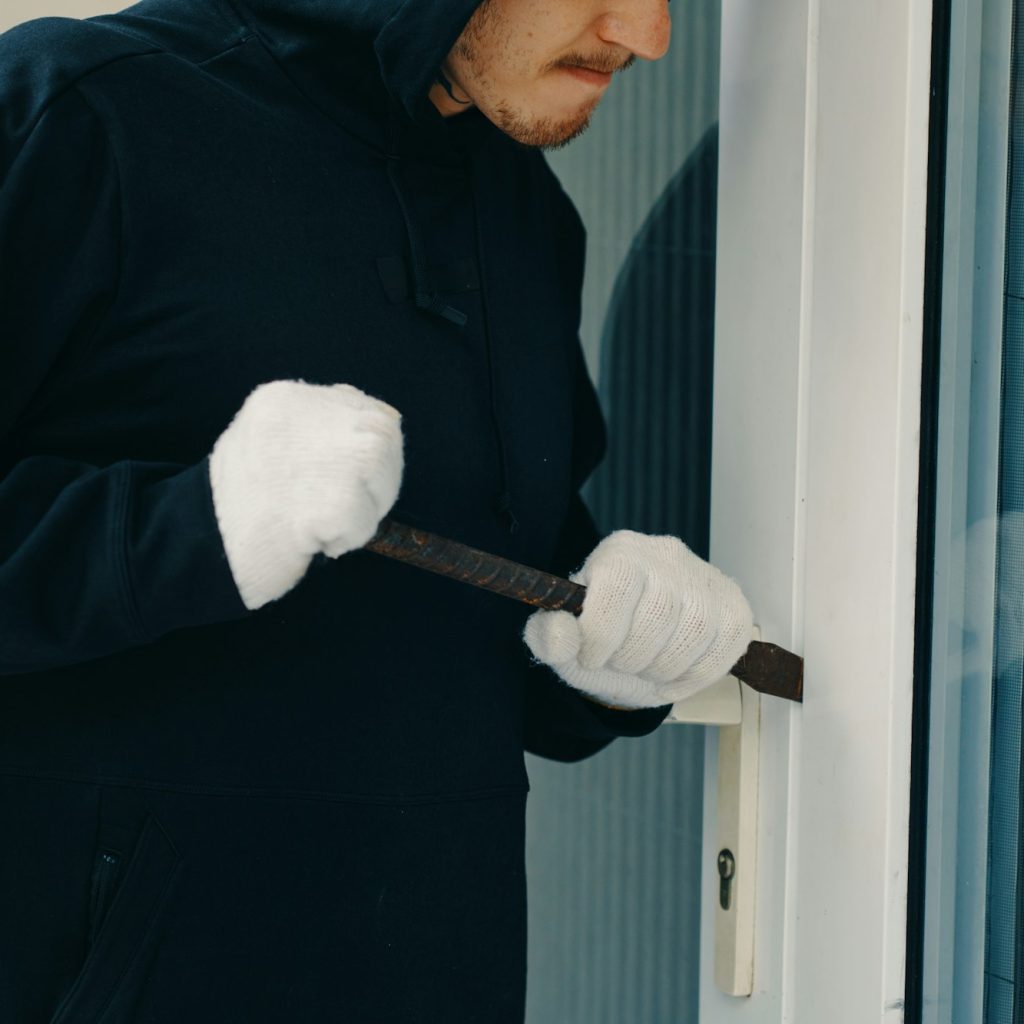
[594,1,671,62]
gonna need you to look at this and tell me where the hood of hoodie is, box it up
[228,0,491,158]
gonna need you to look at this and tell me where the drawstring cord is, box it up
[384,150,467,327]
[384,107,518,534]
[470,172,519,535]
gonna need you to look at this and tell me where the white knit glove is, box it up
[208,379,403,610]
[523,530,754,709]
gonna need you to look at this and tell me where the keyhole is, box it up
[717,849,736,910]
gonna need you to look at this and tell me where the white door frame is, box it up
[702,0,934,1020]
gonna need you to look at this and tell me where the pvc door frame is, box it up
[702,1,934,1020]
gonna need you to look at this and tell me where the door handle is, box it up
[664,627,766,997]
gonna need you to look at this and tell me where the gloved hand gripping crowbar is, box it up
[365,518,803,703]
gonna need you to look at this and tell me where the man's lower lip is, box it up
[560,65,613,87]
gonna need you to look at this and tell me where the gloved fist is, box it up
[208,379,403,610]
[523,530,753,709]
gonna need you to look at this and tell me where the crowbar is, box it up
[365,518,803,703]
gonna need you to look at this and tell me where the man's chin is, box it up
[489,102,596,150]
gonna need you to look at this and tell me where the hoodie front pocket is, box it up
[50,814,180,1024]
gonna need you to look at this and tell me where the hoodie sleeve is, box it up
[0,84,247,676]
[522,286,670,761]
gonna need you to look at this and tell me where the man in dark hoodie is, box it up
[0,0,752,1019]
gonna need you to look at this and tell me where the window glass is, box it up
[921,0,1017,1019]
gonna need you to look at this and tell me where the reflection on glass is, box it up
[590,126,718,552]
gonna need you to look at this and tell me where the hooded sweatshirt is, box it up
[0,1,669,1019]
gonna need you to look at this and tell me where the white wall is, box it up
[1,1,124,35]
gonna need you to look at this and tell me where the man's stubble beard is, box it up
[489,98,596,150]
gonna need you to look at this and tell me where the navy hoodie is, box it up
[0,1,669,1019]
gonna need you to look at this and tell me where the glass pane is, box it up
[524,2,721,1021]
[985,20,1024,1006]
[921,0,1016,1020]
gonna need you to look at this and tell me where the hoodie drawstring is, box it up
[382,113,519,535]
[384,154,467,328]
[469,172,518,535]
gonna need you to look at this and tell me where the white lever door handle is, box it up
[663,628,762,998]
[713,679,760,996]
